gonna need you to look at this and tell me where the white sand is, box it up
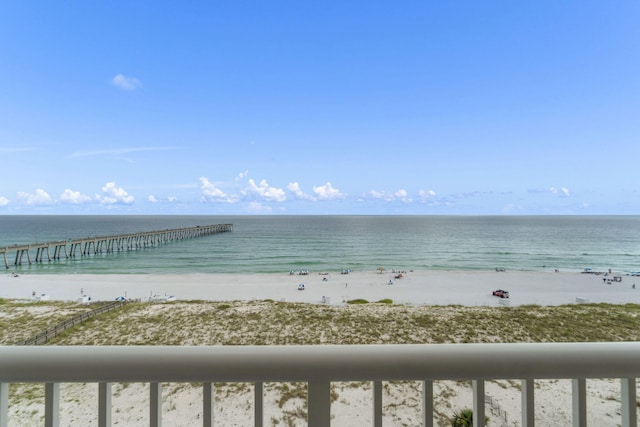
[2,269,639,306]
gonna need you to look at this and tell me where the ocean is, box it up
[0,215,638,275]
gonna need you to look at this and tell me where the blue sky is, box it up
[1,1,639,215]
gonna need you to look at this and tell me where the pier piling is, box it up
[0,224,232,269]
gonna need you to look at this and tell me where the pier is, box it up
[0,224,232,269]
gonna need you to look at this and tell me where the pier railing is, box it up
[0,224,233,268]
[1,342,639,426]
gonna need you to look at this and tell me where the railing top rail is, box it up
[2,342,640,383]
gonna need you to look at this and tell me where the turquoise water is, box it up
[0,215,639,274]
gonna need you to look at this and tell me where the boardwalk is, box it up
[0,224,232,269]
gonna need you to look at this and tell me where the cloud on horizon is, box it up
[18,189,53,206]
[244,179,286,202]
[95,182,134,205]
[199,177,238,203]
[366,189,412,203]
[0,171,595,214]
[60,189,91,204]
[312,182,345,200]
[550,187,571,197]
[287,182,315,200]
[418,189,437,200]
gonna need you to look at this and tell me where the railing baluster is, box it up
[150,382,162,427]
[373,380,382,427]
[0,383,8,427]
[621,378,636,427]
[472,380,485,427]
[422,380,433,427]
[45,382,60,427]
[308,381,330,427]
[98,382,112,427]
[254,381,263,427]
[572,378,586,427]
[203,382,214,427]
[521,379,535,427]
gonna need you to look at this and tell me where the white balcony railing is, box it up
[1,342,640,427]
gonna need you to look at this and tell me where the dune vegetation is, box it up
[3,299,640,426]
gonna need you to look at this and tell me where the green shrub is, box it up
[450,408,489,426]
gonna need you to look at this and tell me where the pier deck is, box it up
[0,224,232,269]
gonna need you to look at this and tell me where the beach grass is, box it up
[3,300,640,346]
[0,298,102,344]
[4,299,640,426]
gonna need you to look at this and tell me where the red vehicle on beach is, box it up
[492,289,509,298]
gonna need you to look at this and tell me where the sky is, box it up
[1,1,639,215]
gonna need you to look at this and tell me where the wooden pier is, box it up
[0,224,233,269]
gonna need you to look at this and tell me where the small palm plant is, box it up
[450,408,489,426]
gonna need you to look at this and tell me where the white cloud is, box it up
[366,189,411,202]
[247,202,273,213]
[287,182,315,200]
[148,195,179,204]
[395,189,411,203]
[199,177,237,203]
[235,170,249,181]
[244,179,286,202]
[60,189,91,204]
[112,74,141,90]
[96,182,134,205]
[418,189,437,200]
[550,187,570,197]
[312,182,344,200]
[0,196,9,206]
[368,190,394,201]
[18,189,53,206]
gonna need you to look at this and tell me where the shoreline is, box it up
[2,270,639,306]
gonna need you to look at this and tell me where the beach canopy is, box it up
[377,267,386,274]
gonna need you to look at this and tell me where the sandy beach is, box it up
[2,269,639,306]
